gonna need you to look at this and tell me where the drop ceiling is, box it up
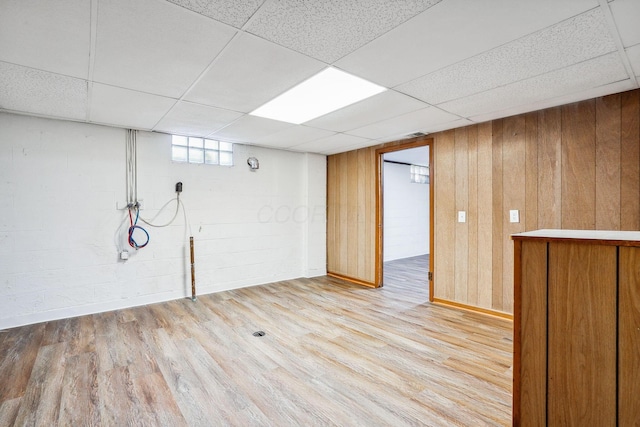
[1,0,639,155]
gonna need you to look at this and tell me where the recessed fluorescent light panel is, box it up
[250,67,386,124]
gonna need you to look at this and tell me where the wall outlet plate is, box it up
[510,209,520,223]
[458,211,466,223]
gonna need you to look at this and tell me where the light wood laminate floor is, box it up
[383,254,430,290]
[0,275,513,426]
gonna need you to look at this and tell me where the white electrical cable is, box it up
[138,194,181,228]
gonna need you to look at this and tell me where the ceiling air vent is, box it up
[407,132,427,138]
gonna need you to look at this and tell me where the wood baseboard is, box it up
[327,272,378,288]
[432,298,513,321]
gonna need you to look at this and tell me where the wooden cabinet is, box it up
[513,230,640,426]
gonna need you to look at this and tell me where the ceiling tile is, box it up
[89,84,176,130]
[164,0,264,28]
[0,62,87,120]
[185,33,325,112]
[305,90,428,132]
[336,0,599,88]
[253,125,336,149]
[628,44,640,77]
[289,133,374,154]
[247,0,441,63]
[346,107,460,140]
[0,0,90,79]
[208,115,293,143]
[398,8,616,104]
[469,79,637,124]
[93,0,237,98]
[154,101,243,136]
[609,0,640,47]
[439,52,629,119]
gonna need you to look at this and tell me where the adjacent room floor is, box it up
[0,275,513,426]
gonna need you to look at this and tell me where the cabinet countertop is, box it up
[512,229,640,246]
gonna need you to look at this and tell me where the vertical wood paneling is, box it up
[515,240,547,426]
[347,150,358,276]
[454,128,469,302]
[467,126,479,306]
[326,88,640,315]
[595,94,621,230]
[337,153,349,274]
[524,113,538,231]
[537,107,562,229]
[620,91,640,230]
[618,246,640,425]
[491,120,504,310]
[476,122,493,309]
[434,130,456,300]
[561,100,596,229]
[548,243,617,425]
[501,116,526,314]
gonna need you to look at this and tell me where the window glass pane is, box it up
[219,141,233,152]
[172,135,188,146]
[189,147,204,164]
[220,151,233,166]
[188,137,204,149]
[204,139,218,150]
[172,145,188,162]
[204,150,219,165]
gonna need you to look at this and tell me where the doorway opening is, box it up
[376,140,434,300]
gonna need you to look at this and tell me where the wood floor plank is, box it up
[58,352,100,426]
[13,342,66,426]
[0,323,45,401]
[0,269,513,426]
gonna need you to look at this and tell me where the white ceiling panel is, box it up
[0,0,90,79]
[90,84,176,130]
[398,8,616,105]
[247,0,442,63]
[609,0,640,47]
[93,0,237,98]
[154,101,243,136]
[440,52,629,119]
[628,44,640,77]
[0,62,87,120]
[164,0,264,28]
[253,125,336,149]
[336,0,600,88]
[289,133,374,154]
[1,0,637,155]
[208,115,293,142]
[469,79,637,124]
[185,33,325,112]
[305,90,428,132]
[347,107,460,141]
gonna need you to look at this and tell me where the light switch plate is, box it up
[458,211,466,223]
[509,209,520,223]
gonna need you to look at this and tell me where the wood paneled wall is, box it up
[327,89,640,314]
[327,148,377,285]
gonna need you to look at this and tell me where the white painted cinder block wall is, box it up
[383,162,429,262]
[0,113,326,329]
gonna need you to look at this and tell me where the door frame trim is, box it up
[375,138,434,300]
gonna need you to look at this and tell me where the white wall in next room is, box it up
[383,161,429,262]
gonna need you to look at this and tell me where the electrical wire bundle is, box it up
[127,205,149,249]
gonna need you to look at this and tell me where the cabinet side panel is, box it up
[548,243,617,425]
[517,240,548,426]
[618,247,640,426]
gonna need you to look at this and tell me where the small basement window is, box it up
[172,135,233,166]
